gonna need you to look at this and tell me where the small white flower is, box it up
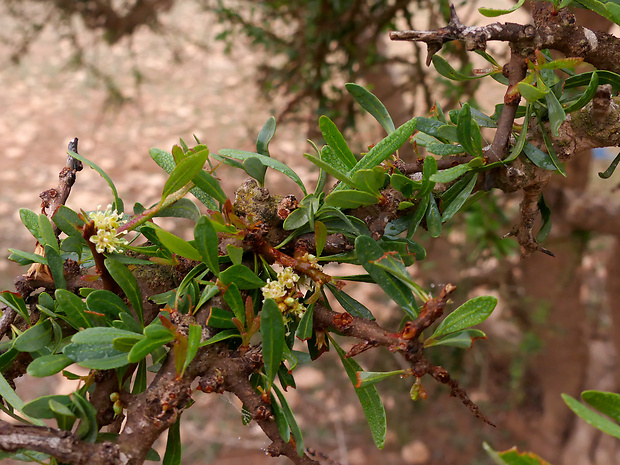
[88,205,127,254]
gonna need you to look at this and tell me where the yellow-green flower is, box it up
[88,205,127,254]
[261,266,306,322]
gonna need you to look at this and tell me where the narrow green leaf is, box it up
[479,0,525,17]
[19,208,41,241]
[223,284,245,324]
[283,207,309,231]
[324,190,379,209]
[326,283,375,320]
[219,149,307,195]
[256,116,276,157]
[295,303,315,341]
[38,215,58,251]
[319,115,357,168]
[71,327,141,344]
[581,390,620,423]
[0,373,45,425]
[105,258,144,325]
[346,117,417,175]
[260,299,285,390]
[272,384,305,456]
[331,337,386,449]
[64,342,129,370]
[432,55,491,80]
[352,167,387,196]
[441,173,478,222]
[483,443,548,465]
[563,72,599,113]
[243,157,267,186]
[163,416,182,465]
[562,393,620,439]
[219,264,266,290]
[432,296,497,339]
[305,149,357,188]
[45,245,66,290]
[538,120,566,176]
[426,196,442,237]
[52,206,85,238]
[156,198,201,222]
[269,393,291,442]
[27,354,73,378]
[133,360,148,394]
[55,289,92,329]
[72,392,98,443]
[545,91,567,138]
[0,291,30,324]
[457,103,482,157]
[355,236,418,319]
[69,150,123,213]
[206,307,237,329]
[155,229,202,261]
[194,216,221,276]
[565,70,620,92]
[162,149,209,200]
[8,248,47,266]
[14,320,53,352]
[424,329,487,349]
[607,2,620,25]
[226,244,244,265]
[314,221,327,257]
[517,82,548,102]
[128,335,174,364]
[426,143,466,156]
[537,194,552,242]
[522,143,559,171]
[598,152,620,179]
[345,83,395,134]
[198,329,241,346]
[181,324,202,377]
[355,370,405,389]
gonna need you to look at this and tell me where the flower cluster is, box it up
[261,267,306,322]
[88,205,127,254]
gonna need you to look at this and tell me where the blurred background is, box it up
[0,1,619,464]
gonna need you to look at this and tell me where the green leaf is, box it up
[272,384,305,456]
[162,149,209,200]
[269,393,290,442]
[441,173,478,222]
[45,245,67,290]
[538,119,566,176]
[105,258,144,325]
[163,416,182,465]
[181,324,202,377]
[55,289,92,329]
[156,198,201,222]
[295,303,315,341]
[14,320,53,352]
[194,216,221,276]
[537,194,552,242]
[598,152,620,179]
[432,296,497,339]
[256,116,276,157]
[8,248,47,266]
[219,264,266,290]
[426,143,466,156]
[355,370,405,389]
[346,117,417,175]
[563,393,620,439]
[432,55,491,80]
[156,229,202,261]
[38,214,58,252]
[22,395,74,419]
[243,157,267,186]
[69,150,123,213]
[352,167,387,196]
[72,392,98,443]
[483,443,549,465]
[27,354,73,377]
[283,206,309,230]
[198,329,241,346]
[64,342,129,370]
[71,327,141,344]
[326,283,375,320]
[53,206,86,238]
[0,291,30,324]
[355,236,418,319]
[86,290,130,322]
[133,360,148,394]
[19,208,41,241]
[581,390,620,423]
[314,221,327,257]
[522,143,560,171]
[260,299,285,390]
[128,334,174,364]
[607,2,620,25]
[479,0,525,17]
[517,82,548,102]
[545,91,567,138]
[345,83,395,134]
[331,337,386,449]
[565,70,620,93]
[563,72,599,113]
[424,329,487,349]
[457,103,482,157]
[319,115,357,169]
[223,283,245,324]
[0,373,43,425]
[426,196,442,238]
[218,149,307,195]
[324,190,379,209]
